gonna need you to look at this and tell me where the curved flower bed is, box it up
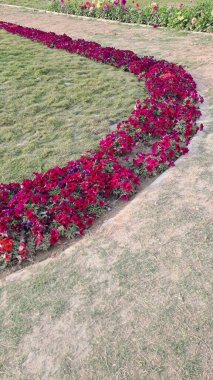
[0,21,204,265]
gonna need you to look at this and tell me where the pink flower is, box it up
[35,233,43,246]
[3,252,11,261]
[178,3,184,9]
[102,4,109,10]
[18,241,27,261]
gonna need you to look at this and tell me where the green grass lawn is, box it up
[0,0,50,8]
[0,29,146,183]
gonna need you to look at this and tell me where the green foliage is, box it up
[50,0,213,32]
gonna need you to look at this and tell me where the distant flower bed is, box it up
[0,21,203,266]
[50,0,213,32]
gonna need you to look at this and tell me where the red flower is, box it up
[168,149,175,158]
[146,165,153,173]
[0,238,13,252]
[181,147,189,155]
[120,194,129,200]
[50,228,59,245]
[26,209,34,219]
[120,181,133,192]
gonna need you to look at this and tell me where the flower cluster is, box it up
[0,21,203,265]
[78,0,130,13]
[0,237,13,262]
[79,0,129,11]
[50,0,213,32]
[80,1,96,10]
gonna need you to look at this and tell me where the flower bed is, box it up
[50,0,213,33]
[0,21,203,266]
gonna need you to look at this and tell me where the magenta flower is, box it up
[102,4,109,10]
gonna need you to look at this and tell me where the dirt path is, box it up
[0,6,213,380]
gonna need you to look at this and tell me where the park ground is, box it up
[0,4,213,380]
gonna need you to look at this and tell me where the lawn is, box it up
[0,29,146,183]
[0,0,50,8]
